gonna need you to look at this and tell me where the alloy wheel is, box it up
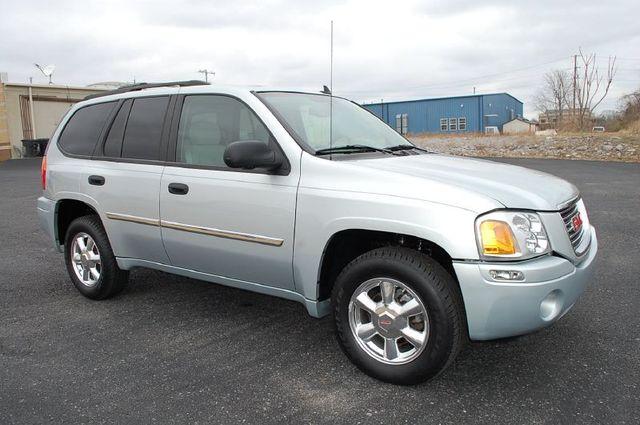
[348,278,429,365]
[70,232,101,287]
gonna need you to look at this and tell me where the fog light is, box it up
[489,270,524,281]
[540,290,564,321]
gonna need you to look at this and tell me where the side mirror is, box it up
[223,140,282,171]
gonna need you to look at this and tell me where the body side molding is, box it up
[105,212,284,247]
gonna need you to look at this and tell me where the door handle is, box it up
[168,183,189,195]
[88,175,105,186]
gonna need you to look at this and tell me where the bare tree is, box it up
[574,49,617,130]
[534,70,572,128]
[619,87,640,128]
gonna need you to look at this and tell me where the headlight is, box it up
[475,211,550,260]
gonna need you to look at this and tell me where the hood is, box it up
[354,154,578,211]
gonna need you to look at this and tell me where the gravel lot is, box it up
[410,133,640,162]
[1,158,639,424]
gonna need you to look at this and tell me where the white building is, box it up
[502,117,538,135]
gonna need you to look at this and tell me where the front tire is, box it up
[332,247,466,385]
[64,215,129,300]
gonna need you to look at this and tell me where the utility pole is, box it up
[572,54,577,111]
[198,69,215,83]
[28,77,36,140]
[473,86,476,95]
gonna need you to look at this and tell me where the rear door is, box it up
[159,94,298,290]
[86,95,174,264]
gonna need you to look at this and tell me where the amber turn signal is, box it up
[479,220,517,255]
[40,155,47,190]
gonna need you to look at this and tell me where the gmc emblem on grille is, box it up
[572,213,583,232]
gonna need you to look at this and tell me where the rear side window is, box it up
[121,96,170,160]
[103,99,133,158]
[58,102,116,156]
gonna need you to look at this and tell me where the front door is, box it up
[159,94,298,290]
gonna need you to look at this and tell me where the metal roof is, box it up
[363,92,523,107]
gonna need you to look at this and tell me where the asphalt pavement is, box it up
[1,157,638,424]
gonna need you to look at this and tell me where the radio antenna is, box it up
[329,20,334,158]
[330,20,334,94]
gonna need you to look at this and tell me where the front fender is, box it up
[292,187,479,302]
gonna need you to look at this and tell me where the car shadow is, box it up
[117,267,589,392]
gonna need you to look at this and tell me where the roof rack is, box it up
[84,80,208,100]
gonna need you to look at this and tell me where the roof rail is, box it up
[84,80,208,100]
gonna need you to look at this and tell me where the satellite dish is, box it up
[34,63,56,84]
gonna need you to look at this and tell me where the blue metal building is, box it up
[362,93,523,135]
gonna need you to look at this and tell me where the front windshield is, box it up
[257,92,413,153]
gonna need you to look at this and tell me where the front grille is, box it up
[559,200,584,253]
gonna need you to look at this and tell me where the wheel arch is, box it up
[55,196,102,246]
[316,228,459,302]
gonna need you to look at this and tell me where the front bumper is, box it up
[453,226,597,341]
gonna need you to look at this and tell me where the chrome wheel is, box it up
[348,278,429,365]
[70,232,101,287]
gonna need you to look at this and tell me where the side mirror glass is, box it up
[223,140,282,171]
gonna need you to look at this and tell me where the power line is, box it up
[339,50,634,103]
[339,56,572,95]
[339,68,574,98]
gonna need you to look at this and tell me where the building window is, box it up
[396,113,408,135]
[458,117,467,131]
[440,118,448,131]
[449,117,457,131]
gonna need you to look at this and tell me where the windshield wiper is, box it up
[385,144,431,153]
[315,144,397,156]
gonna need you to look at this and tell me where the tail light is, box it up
[41,155,47,190]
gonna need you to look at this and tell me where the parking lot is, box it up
[1,157,638,424]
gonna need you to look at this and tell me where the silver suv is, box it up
[37,82,597,384]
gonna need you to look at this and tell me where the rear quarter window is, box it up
[103,99,133,158]
[121,96,170,160]
[57,101,117,156]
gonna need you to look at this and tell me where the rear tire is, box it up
[64,215,129,300]
[332,247,466,385]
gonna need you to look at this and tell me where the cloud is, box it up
[0,0,638,116]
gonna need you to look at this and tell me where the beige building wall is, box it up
[0,84,10,161]
[32,98,77,139]
[0,83,106,160]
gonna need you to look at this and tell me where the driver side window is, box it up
[176,95,270,168]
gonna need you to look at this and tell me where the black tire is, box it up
[332,247,466,385]
[64,215,129,300]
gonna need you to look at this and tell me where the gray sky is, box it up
[1,0,639,116]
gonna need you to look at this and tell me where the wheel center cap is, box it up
[376,310,400,337]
